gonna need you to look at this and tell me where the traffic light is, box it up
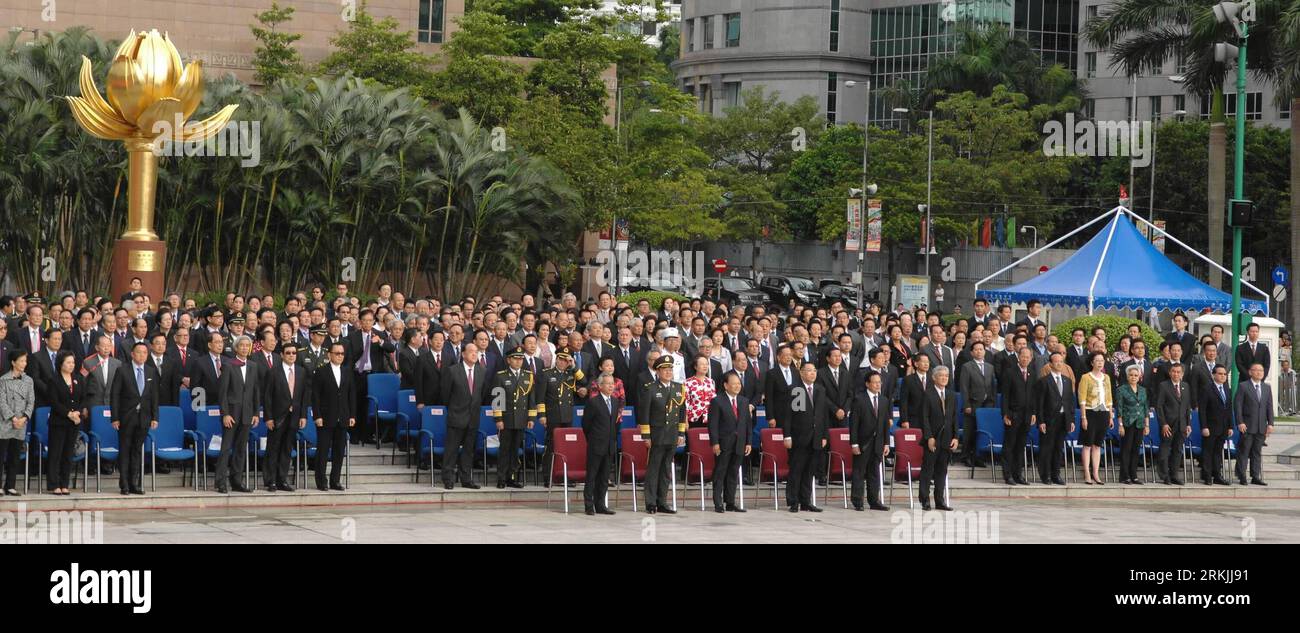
[1228,199,1254,227]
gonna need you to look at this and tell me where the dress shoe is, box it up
[1003,478,1015,486]
[726,505,746,513]
[120,489,130,496]
[1051,477,1066,485]
[277,484,295,492]
[130,488,145,495]
[1014,477,1029,485]
[869,504,890,511]
[1132,479,1143,485]
[646,507,657,514]
[1238,478,1249,486]
[496,482,507,489]
[443,483,454,490]
[462,482,481,489]
[232,484,252,493]
[1161,478,1171,485]
[1094,479,1104,486]
[1040,478,1051,485]
[1201,478,1213,486]
[921,502,932,511]
[1170,479,1185,486]
[330,484,345,491]
[1251,479,1268,486]
[585,508,596,516]
[656,505,676,514]
[316,484,328,491]
[801,504,823,513]
[936,503,954,511]
[1213,478,1231,486]
[598,508,616,515]
[216,486,229,494]
[507,481,524,489]
[788,505,799,513]
[714,506,726,513]
[266,486,278,493]
[852,505,865,511]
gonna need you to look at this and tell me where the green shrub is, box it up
[618,291,689,311]
[941,313,968,326]
[1051,315,1163,361]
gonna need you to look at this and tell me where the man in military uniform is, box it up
[639,356,686,514]
[223,315,245,357]
[537,350,584,484]
[490,349,536,488]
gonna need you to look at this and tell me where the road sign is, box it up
[1274,285,1287,303]
[713,258,728,274]
[1272,265,1289,286]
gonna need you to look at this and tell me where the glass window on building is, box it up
[1085,52,1096,78]
[1086,4,1098,21]
[1174,94,1185,117]
[827,72,839,125]
[723,82,742,109]
[418,0,445,44]
[703,15,715,49]
[1283,102,1292,120]
[685,19,694,52]
[1084,98,1095,118]
[725,13,741,47]
[830,0,841,52]
[1149,95,1161,118]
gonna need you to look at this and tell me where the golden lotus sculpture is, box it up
[67,29,238,241]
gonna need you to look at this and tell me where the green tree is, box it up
[430,11,525,127]
[250,2,304,86]
[319,2,435,96]
[468,0,601,56]
[526,20,620,124]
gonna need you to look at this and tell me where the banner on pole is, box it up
[846,198,863,252]
[866,199,883,252]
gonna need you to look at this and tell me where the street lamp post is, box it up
[845,80,877,309]
[611,80,652,297]
[1019,225,1038,250]
[1213,1,1249,390]
[894,107,935,277]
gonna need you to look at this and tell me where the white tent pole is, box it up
[1088,212,1123,316]
[975,206,1121,294]
[1121,207,1269,306]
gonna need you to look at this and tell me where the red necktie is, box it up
[467,366,474,394]
[731,397,738,419]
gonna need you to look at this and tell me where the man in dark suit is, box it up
[763,346,796,433]
[65,308,100,366]
[958,341,995,467]
[1166,313,1196,358]
[1064,328,1090,379]
[31,329,63,408]
[1119,340,1155,389]
[216,335,263,494]
[147,333,181,408]
[612,326,641,391]
[114,317,151,363]
[729,350,762,406]
[263,342,307,492]
[187,331,226,410]
[920,325,955,373]
[1234,323,1271,379]
[707,373,752,513]
[849,372,891,511]
[1000,347,1036,485]
[1153,363,1192,485]
[439,342,485,489]
[1187,340,1222,405]
[348,309,393,444]
[817,348,854,424]
[583,376,622,515]
[1034,352,1075,485]
[919,366,958,511]
[861,347,897,403]
[1233,363,1274,485]
[1016,299,1045,332]
[109,342,159,495]
[782,361,829,513]
[1198,365,1232,485]
[312,342,356,491]
[899,353,931,430]
[9,305,46,364]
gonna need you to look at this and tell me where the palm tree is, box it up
[918,23,1086,109]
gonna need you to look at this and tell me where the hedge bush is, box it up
[1051,315,1163,361]
[618,291,689,311]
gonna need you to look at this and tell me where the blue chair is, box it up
[194,405,224,490]
[477,405,526,485]
[1184,410,1203,482]
[87,405,134,493]
[1141,411,1163,481]
[393,389,421,467]
[416,406,448,485]
[1026,421,1041,472]
[571,405,586,428]
[179,387,196,432]
[31,406,88,493]
[145,406,200,491]
[973,408,1005,481]
[366,373,401,450]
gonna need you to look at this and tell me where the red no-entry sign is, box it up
[713,259,728,273]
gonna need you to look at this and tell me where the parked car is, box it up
[759,275,824,307]
[818,283,861,309]
[703,277,768,306]
[622,276,696,297]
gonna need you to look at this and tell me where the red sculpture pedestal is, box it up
[110,239,167,303]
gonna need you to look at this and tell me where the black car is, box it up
[819,283,861,309]
[703,277,768,306]
[759,275,824,307]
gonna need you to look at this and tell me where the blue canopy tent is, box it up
[976,206,1268,315]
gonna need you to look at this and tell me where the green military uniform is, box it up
[299,326,332,409]
[639,356,686,512]
[490,350,537,487]
[537,358,583,477]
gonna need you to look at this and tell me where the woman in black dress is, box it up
[47,351,85,495]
